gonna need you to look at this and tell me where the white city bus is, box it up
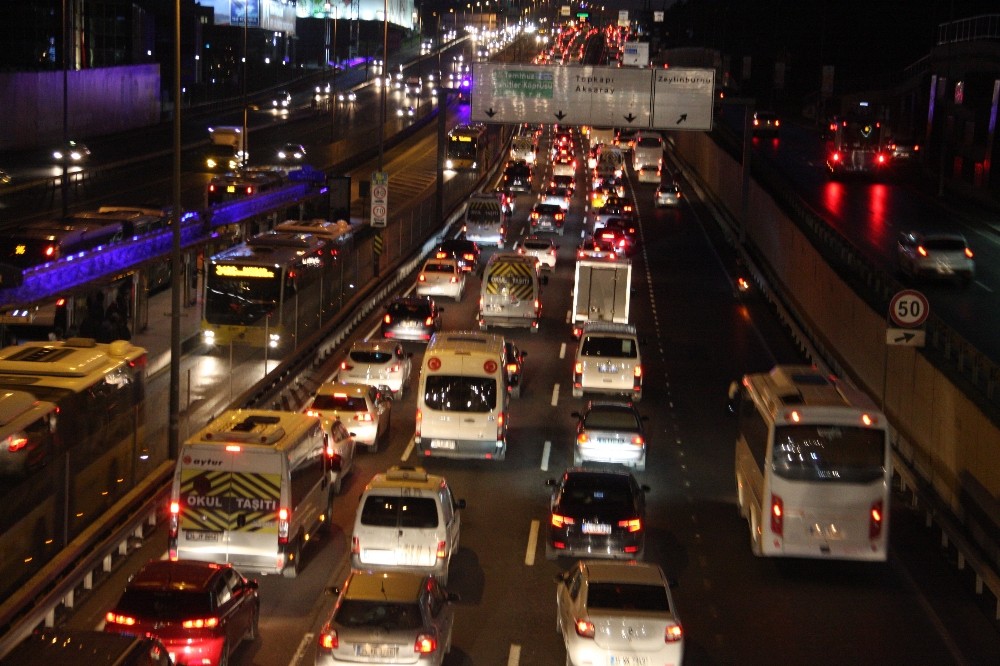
[729,365,890,561]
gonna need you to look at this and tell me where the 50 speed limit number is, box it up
[889,289,929,328]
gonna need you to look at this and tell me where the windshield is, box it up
[423,375,497,412]
[205,265,282,325]
[771,424,887,483]
[448,138,477,160]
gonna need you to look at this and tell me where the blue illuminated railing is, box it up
[0,172,329,307]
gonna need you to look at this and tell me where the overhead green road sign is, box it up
[492,69,554,99]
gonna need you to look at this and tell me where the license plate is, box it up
[609,656,650,665]
[185,531,219,542]
[431,439,456,449]
[582,522,612,535]
[356,644,398,658]
[598,364,618,373]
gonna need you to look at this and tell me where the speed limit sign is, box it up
[889,289,929,328]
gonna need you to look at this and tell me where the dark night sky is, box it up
[660,0,998,95]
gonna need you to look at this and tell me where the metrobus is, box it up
[201,231,333,350]
[729,365,890,561]
[0,337,148,602]
[826,106,890,178]
[446,123,488,171]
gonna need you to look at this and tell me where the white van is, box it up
[351,465,465,585]
[510,135,538,165]
[415,331,509,460]
[168,410,333,578]
[478,252,544,331]
[464,193,507,249]
[572,322,643,401]
[632,132,664,171]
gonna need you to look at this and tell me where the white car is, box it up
[514,235,558,271]
[305,382,392,452]
[557,560,683,666]
[416,257,465,302]
[539,186,573,212]
[636,164,661,184]
[655,181,683,207]
[338,339,412,398]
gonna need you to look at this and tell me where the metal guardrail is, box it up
[670,123,1000,622]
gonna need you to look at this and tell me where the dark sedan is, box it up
[381,296,443,342]
[434,238,481,273]
[545,468,649,560]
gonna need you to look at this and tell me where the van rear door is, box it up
[356,490,439,568]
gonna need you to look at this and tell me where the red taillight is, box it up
[665,624,683,643]
[575,619,595,638]
[415,633,438,654]
[105,612,137,626]
[341,361,353,371]
[278,507,290,545]
[831,152,842,163]
[6,435,28,453]
[770,494,783,536]
[631,435,644,446]
[634,365,642,378]
[415,409,422,436]
[551,513,575,528]
[169,501,180,515]
[208,184,217,193]
[450,275,458,283]
[182,616,220,629]
[917,246,928,257]
[965,247,974,259]
[245,186,255,196]
[424,316,434,326]
[877,153,886,164]
[577,432,589,444]
[617,517,642,532]
[436,540,447,559]
[351,535,360,553]
[506,363,518,373]
[418,273,426,282]
[319,628,339,650]
[869,500,884,539]
[44,245,56,258]
[384,314,392,324]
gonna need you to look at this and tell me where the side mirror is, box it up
[571,411,582,419]
[727,380,741,415]
[446,591,461,602]
[454,498,467,510]
[246,579,260,591]
[640,484,651,493]
[554,571,570,584]
[325,585,342,596]
[520,350,528,358]
[545,477,558,487]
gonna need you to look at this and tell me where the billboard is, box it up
[294,0,415,30]
[209,0,297,34]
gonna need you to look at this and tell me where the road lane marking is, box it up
[551,383,560,406]
[508,644,522,665]
[292,633,314,665]
[559,342,566,359]
[525,520,539,566]
[401,436,415,460]
[541,440,551,471]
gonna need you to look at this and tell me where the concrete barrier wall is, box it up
[672,130,1000,508]
[0,65,161,150]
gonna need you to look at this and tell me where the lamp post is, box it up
[169,0,183,459]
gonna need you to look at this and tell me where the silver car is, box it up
[316,570,457,666]
[305,382,391,452]
[897,231,975,286]
[655,182,682,207]
[556,560,683,666]
[339,339,413,397]
[571,400,648,471]
[514,234,558,271]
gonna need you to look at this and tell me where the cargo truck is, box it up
[205,125,248,171]
[571,258,632,338]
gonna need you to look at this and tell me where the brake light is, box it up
[245,186,255,196]
[518,247,526,254]
[436,540,447,559]
[415,409,422,436]
[770,494,783,536]
[5,435,28,453]
[418,273,426,281]
[577,432,589,444]
[182,616,220,629]
[278,507,290,545]
[634,365,642,378]
[869,500,884,539]
[340,361,353,371]
[551,513,575,528]
[105,612,137,626]
[665,624,683,643]
[830,151,842,163]
[575,619,595,638]
[435,251,447,259]
[507,363,518,374]
[44,245,56,258]
[617,518,642,532]
[450,275,457,283]
[631,435,644,446]
[319,628,339,650]
[384,314,392,324]
[917,246,928,257]
[415,633,438,654]
[965,247,974,259]
[425,316,434,326]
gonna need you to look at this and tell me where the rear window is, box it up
[586,582,670,612]
[924,238,967,251]
[583,406,642,431]
[388,301,429,317]
[423,375,497,412]
[581,336,638,358]
[637,137,662,148]
[312,394,368,411]
[423,262,455,273]
[771,425,886,483]
[523,240,550,250]
[114,589,212,620]
[535,204,562,215]
[334,600,423,630]
[350,351,392,364]
[360,495,439,528]
[559,475,634,510]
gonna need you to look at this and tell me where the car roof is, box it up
[579,559,666,585]
[350,338,400,353]
[127,559,222,591]
[315,382,371,398]
[366,465,444,492]
[343,570,427,602]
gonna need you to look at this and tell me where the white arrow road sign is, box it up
[886,328,926,347]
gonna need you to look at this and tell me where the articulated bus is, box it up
[730,365,890,561]
[446,123,488,171]
[202,231,337,350]
[0,338,147,602]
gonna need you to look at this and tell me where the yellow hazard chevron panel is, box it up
[178,469,281,533]
[485,261,534,299]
